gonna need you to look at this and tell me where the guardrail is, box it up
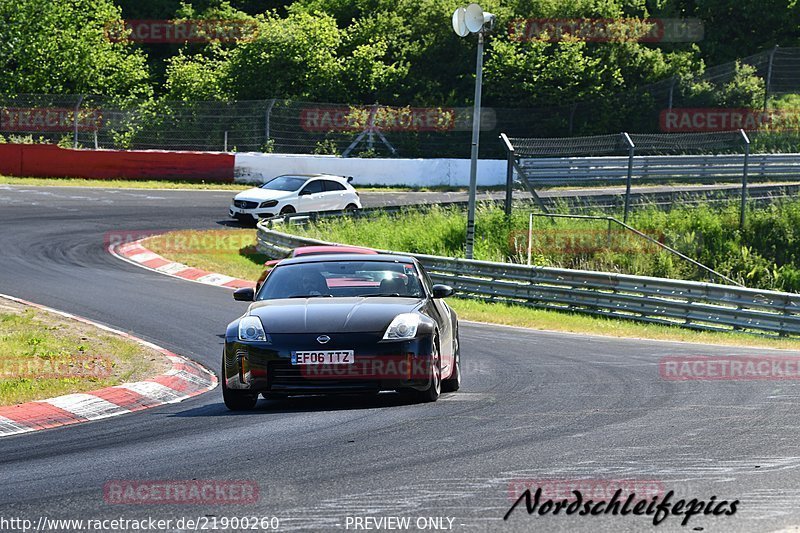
[257,221,800,338]
[518,153,800,185]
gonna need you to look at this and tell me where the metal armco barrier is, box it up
[257,221,800,338]
[518,153,800,185]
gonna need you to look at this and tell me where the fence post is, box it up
[264,98,276,149]
[764,45,778,111]
[667,76,676,110]
[224,131,228,152]
[527,212,533,266]
[500,133,515,217]
[73,95,84,149]
[568,103,578,135]
[740,129,750,229]
[621,132,635,223]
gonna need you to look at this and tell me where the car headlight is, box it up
[259,200,278,208]
[238,316,270,343]
[382,313,420,340]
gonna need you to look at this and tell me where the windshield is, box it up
[257,260,424,300]
[260,176,307,192]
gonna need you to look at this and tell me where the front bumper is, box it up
[224,333,434,394]
[229,206,275,220]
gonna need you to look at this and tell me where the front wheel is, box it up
[441,335,461,393]
[408,338,441,403]
[221,356,258,411]
[280,205,296,216]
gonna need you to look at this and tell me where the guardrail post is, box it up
[740,129,751,229]
[621,132,635,223]
[500,133,515,217]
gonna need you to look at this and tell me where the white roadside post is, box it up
[452,4,495,259]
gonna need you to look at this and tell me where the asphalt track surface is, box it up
[1,185,800,532]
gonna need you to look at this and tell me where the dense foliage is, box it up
[0,0,151,99]
[2,0,797,108]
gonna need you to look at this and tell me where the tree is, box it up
[0,0,151,99]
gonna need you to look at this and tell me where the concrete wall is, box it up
[234,152,507,187]
[0,144,507,186]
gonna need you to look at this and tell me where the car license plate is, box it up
[291,350,354,365]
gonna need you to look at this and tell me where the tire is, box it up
[441,333,461,393]
[344,203,358,212]
[409,337,442,403]
[221,356,258,411]
[280,205,296,215]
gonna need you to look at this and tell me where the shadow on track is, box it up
[215,219,254,228]
[171,391,443,418]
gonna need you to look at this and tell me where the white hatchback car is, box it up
[229,174,362,222]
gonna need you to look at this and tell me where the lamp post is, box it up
[453,4,495,259]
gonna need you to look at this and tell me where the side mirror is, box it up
[299,189,311,196]
[233,288,255,301]
[432,284,454,298]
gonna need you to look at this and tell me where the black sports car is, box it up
[222,254,461,410]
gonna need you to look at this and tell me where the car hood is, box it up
[247,297,423,334]
[233,187,292,202]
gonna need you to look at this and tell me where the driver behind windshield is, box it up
[297,271,329,297]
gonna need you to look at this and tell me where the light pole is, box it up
[453,4,495,259]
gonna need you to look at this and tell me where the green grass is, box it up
[145,229,267,281]
[0,175,506,193]
[280,201,800,293]
[0,175,251,190]
[144,228,800,351]
[449,298,800,350]
[0,301,167,405]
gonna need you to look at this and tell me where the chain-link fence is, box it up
[509,131,750,157]
[1,47,798,158]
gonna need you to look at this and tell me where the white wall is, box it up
[233,153,506,187]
